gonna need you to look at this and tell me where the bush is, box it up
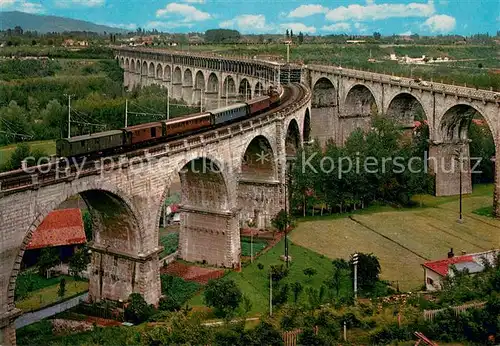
[124,293,154,324]
[204,279,242,318]
[160,274,200,310]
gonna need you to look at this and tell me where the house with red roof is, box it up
[22,209,87,268]
[422,248,499,291]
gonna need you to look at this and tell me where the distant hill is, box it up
[0,11,129,34]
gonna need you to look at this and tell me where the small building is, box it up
[22,209,87,268]
[422,248,499,291]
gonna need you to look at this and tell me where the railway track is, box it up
[0,83,309,196]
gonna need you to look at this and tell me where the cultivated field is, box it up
[289,185,500,291]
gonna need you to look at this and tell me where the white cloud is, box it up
[145,21,194,30]
[104,23,138,30]
[55,0,105,7]
[288,4,328,18]
[219,14,274,33]
[156,3,211,22]
[182,0,205,3]
[19,0,44,13]
[322,22,351,32]
[326,1,435,21]
[421,14,456,33]
[400,30,412,35]
[0,0,16,6]
[1,0,44,13]
[280,22,316,34]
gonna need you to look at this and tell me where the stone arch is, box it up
[164,65,171,81]
[156,63,163,79]
[141,61,148,76]
[179,157,230,211]
[173,66,182,83]
[120,57,124,67]
[439,104,488,142]
[285,119,301,156]
[240,135,276,181]
[239,78,251,99]
[386,92,427,128]
[312,77,336,107]
[195,70,205,90]
[183,68,193,86]
[130,59,135,73]
[254,82,264,97]
[135,60,141,74]
[148,62,155,78]
[344,84,378,117]
[207,73,218,92]
[303,108,311,143]
[223,75,236,96]
[7,183,144,311]
[125,58,129,71]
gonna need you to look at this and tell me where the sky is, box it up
[1,0,498,36]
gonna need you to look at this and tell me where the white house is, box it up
[422,249,499,291]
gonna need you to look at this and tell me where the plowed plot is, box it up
[161,261,224,285]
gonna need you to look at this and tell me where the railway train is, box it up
[56,87,280,158]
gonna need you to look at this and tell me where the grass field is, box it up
[0,140,55,167]
[15,279,88,312]
[290,184,500,291]
[189,239,350,314]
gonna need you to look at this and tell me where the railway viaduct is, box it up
[0,50,309,344]
[0,47,499,344]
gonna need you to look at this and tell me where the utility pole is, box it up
[284,173,289,268]
[64,94,74,139]
[226,79,228,106]
[165,84,170,120]
[353,253,359,301]
[200,88,204,112]
[269,270,273,316]
[125,99,128,127]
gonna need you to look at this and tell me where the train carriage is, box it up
[246,96,271,115]
[211,103,249,126]
[56,130,125,157]
[164,112,212,137]
[123,122,165,146]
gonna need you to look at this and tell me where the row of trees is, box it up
[290,117,433,215]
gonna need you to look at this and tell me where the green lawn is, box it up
[189,240,349,314]
[0,140,56,167]
[159,232,179,258]
[240,237,268,257]
[15,279,88,312]
[290,184,500,291]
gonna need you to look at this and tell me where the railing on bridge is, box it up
[307,64,500,102]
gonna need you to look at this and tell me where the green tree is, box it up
[69,247,90,279]
[124,293,154,323]
[37,248,59,277]
[298,32,304,44]
[204,279,242,318]
[351,252,381,291]
[58,278,66,298]
[285,29,289,38]
[373,32,382,40]
[248,321,284,345]
[205,29,241,43]
[291,281,303,303]
[303,267,317,279]
[82,211,93,241]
